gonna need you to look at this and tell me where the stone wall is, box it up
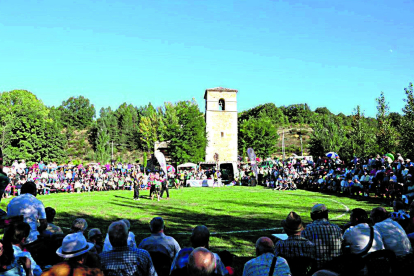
[205,89,238,163]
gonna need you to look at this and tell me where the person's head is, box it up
[255,237,274,256]
[121,219,131,230]
[310,204,329,221]
[5,222,30,245]
[190,225,210,248]
[282,211,304,236]
[108,220,128,247]
[71,218,88,233]
[45,207,56,223]
[217,250,233,267]
[21,181,37,196]
[393,200,405,212]
[350,208,368,226]
[150,217,165,234]
[187,247,216,276]
[88,228,103,244]
[0,239,14,267]
[56,232,94,263]
[370,207,388,224]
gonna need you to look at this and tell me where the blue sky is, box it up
[1,0,413,118]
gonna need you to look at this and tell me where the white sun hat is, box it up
[56,232,94,258]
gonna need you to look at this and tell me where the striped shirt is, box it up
[274,235,316,259]
[301,218,342,268]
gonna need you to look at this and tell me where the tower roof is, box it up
[204,87,238,99]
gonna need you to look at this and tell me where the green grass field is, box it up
[0,186,392,272]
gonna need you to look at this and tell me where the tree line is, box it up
[0,82,413,165]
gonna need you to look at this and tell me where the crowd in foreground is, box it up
[1,180,414,276]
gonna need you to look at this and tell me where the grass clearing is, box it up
[0,186,392,272]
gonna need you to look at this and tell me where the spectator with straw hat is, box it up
[275,211,315,259]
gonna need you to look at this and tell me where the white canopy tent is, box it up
[177,162,197,169]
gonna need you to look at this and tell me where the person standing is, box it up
[133,176,141,200]
[160,175,170,200]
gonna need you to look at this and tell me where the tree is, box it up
[0,90,66,164]
[389,112,402,130]
[94,120,111,164]
[348,105,376,157]
[238,103,288,126]
[281,104,313,124]
[308,114,347,158]
[114,103,139,150]
[59,96,96,129]
[138,103,165,151]
[165,100,207,164]
[315,107,332,115]
[375,92,397,154]
[238,117,279,158]
[400,82,414,158]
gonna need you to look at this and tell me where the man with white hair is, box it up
[100,220,157,276]
[187,247,217,276]
[103,219,137,252]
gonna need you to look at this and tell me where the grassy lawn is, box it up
[0,186,392,272]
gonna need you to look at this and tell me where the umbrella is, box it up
[385,153,394,161]
[166,164,175,173]
[326,152,339,159]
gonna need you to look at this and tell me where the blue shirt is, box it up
[138,233,181,262]
[242,253,291,276]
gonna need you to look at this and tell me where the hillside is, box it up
[65,125,313,163]
[274,125,312,158]
[64,128,144,164]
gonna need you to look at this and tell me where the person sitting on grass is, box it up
[242,237,291,276]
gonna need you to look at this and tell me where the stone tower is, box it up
[204,87,238,163]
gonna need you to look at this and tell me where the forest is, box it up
[0,82,413,166]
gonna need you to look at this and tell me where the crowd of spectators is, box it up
[1,180,414,276]
[1,160,227,199]
[241,154,414,207]
[3,153,414,275]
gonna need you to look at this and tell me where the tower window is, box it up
[218,99,225,111]
[221,132,224,137]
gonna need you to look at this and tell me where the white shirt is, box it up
[374,218,412,256]
[103,231,137,252]
[343,223,384,254]
[7,194,46,243]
